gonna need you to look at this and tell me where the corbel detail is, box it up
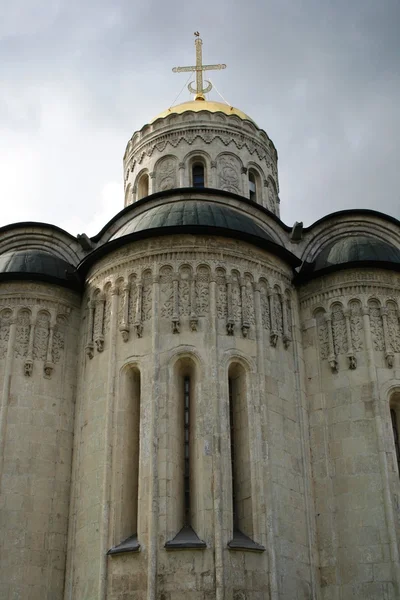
[172,275,180,334]
[24,313,36,376]
[226,278,234,335]
[268,291,278,347]
[344,309,356,370]
[85,300,95,359]
[94,293,106,353]
[189,277,198,332]
[325,314,338,372]
[119,283,130,342]
[240,278,250,338]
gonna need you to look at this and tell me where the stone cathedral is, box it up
[1,36,400,600]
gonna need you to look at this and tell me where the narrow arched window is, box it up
[165,357,205,548]
[192,163,205,188]
[109,366,141,554]
[137,173,149,199]
[248,171,257,202]
[228,363,253,538]
[390,394,400,475]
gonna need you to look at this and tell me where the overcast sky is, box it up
[1,0,399,236]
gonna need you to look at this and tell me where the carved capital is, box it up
[241,167,248,175]
[283,334,291,349]
[242,323,250,338]
[24,359,33,377]
[172,318,180,334]
[347,352,357,370]
[119,325,129,342]
[178,162,185,170]
[211,160,217,169]
[44,362,54,379]
[85,343,94,359]
[328,354,338,373]
[386,352,394,368]
[270,331,278,347]
[226,320,234,336]
[190,315,198,332]
[95,336,104,352]
[149,171,156,179]
[134,322,143,338]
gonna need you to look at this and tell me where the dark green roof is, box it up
[314,236,400,270]
[110,200,275,243]
[0,250,80,289]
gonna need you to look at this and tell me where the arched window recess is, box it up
[248,168,261,203]
[108,365,141,555]
[137,172,149,200]
[227,362,265,552]
[165,357,206,549]
[390,392,400,476]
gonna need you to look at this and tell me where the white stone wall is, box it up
[123,111,280,216]
[300,269,400,600]
[0,282,80,600]
[65,235,316,600]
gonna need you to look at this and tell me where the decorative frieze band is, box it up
[86,261,293,354]
[313,296,400,371]
[0,302,70,377]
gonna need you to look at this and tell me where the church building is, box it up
[0,36,400,600]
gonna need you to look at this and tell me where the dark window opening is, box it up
[249,172,256,202]
[229,377,237,529]
[391,408,400,475]
[193,164,205,188]
[184,375,191,524]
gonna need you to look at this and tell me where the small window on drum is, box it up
[192,163,205,188]
[248,171,257,202]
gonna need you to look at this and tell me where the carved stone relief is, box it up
[179,266,191,317]
[315,310,329,360]
[259,282,270,330]
[349,300,363,352]
[231,271,242,324]
[0,308,12,359]
[52,315,67,363]
[331,304,348,355]
[368,299,385,351]
[160,266,173,319]
[15,309,30,358]
[387,301,400,353]
[33,311,50,361]
[196,266,210,317]
[216,268,227,320]
[156,156,177,192]
[142,271,153,322]
[218,155,241,194]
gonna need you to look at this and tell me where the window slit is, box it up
[184,375,191,525]
[391,408,400,475]
[229,377,237,530]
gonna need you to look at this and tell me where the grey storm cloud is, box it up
[0,0,399,234]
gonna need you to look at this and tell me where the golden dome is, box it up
[149,99,256,125]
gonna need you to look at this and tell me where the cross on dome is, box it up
[172,33,227,101]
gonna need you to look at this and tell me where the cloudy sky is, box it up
[1,0,399,236]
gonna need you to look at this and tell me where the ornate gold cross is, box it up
[172,33,226,100]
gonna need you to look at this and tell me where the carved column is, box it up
[131,185,137,204]
[149,171,156,195]
[268,290,278,347]
[178,162,185,187]
[24,313,36,376]
[226,277,234,335]
[381,307,394,368]
[263,179,269,209]
[282,297,291,349]
[94,293,106,353]
[86,300,95,359]
[240,278,250,337]
[210,160,217,188]
[0,314,17,490]
[134,281,143,338]
[325,314,338,372]
[44,314,56,378]
[241,166,248,198]
[189,276,198,331]
[344,310,356,369]
[119,283,130,342]
[172,275,180,333]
